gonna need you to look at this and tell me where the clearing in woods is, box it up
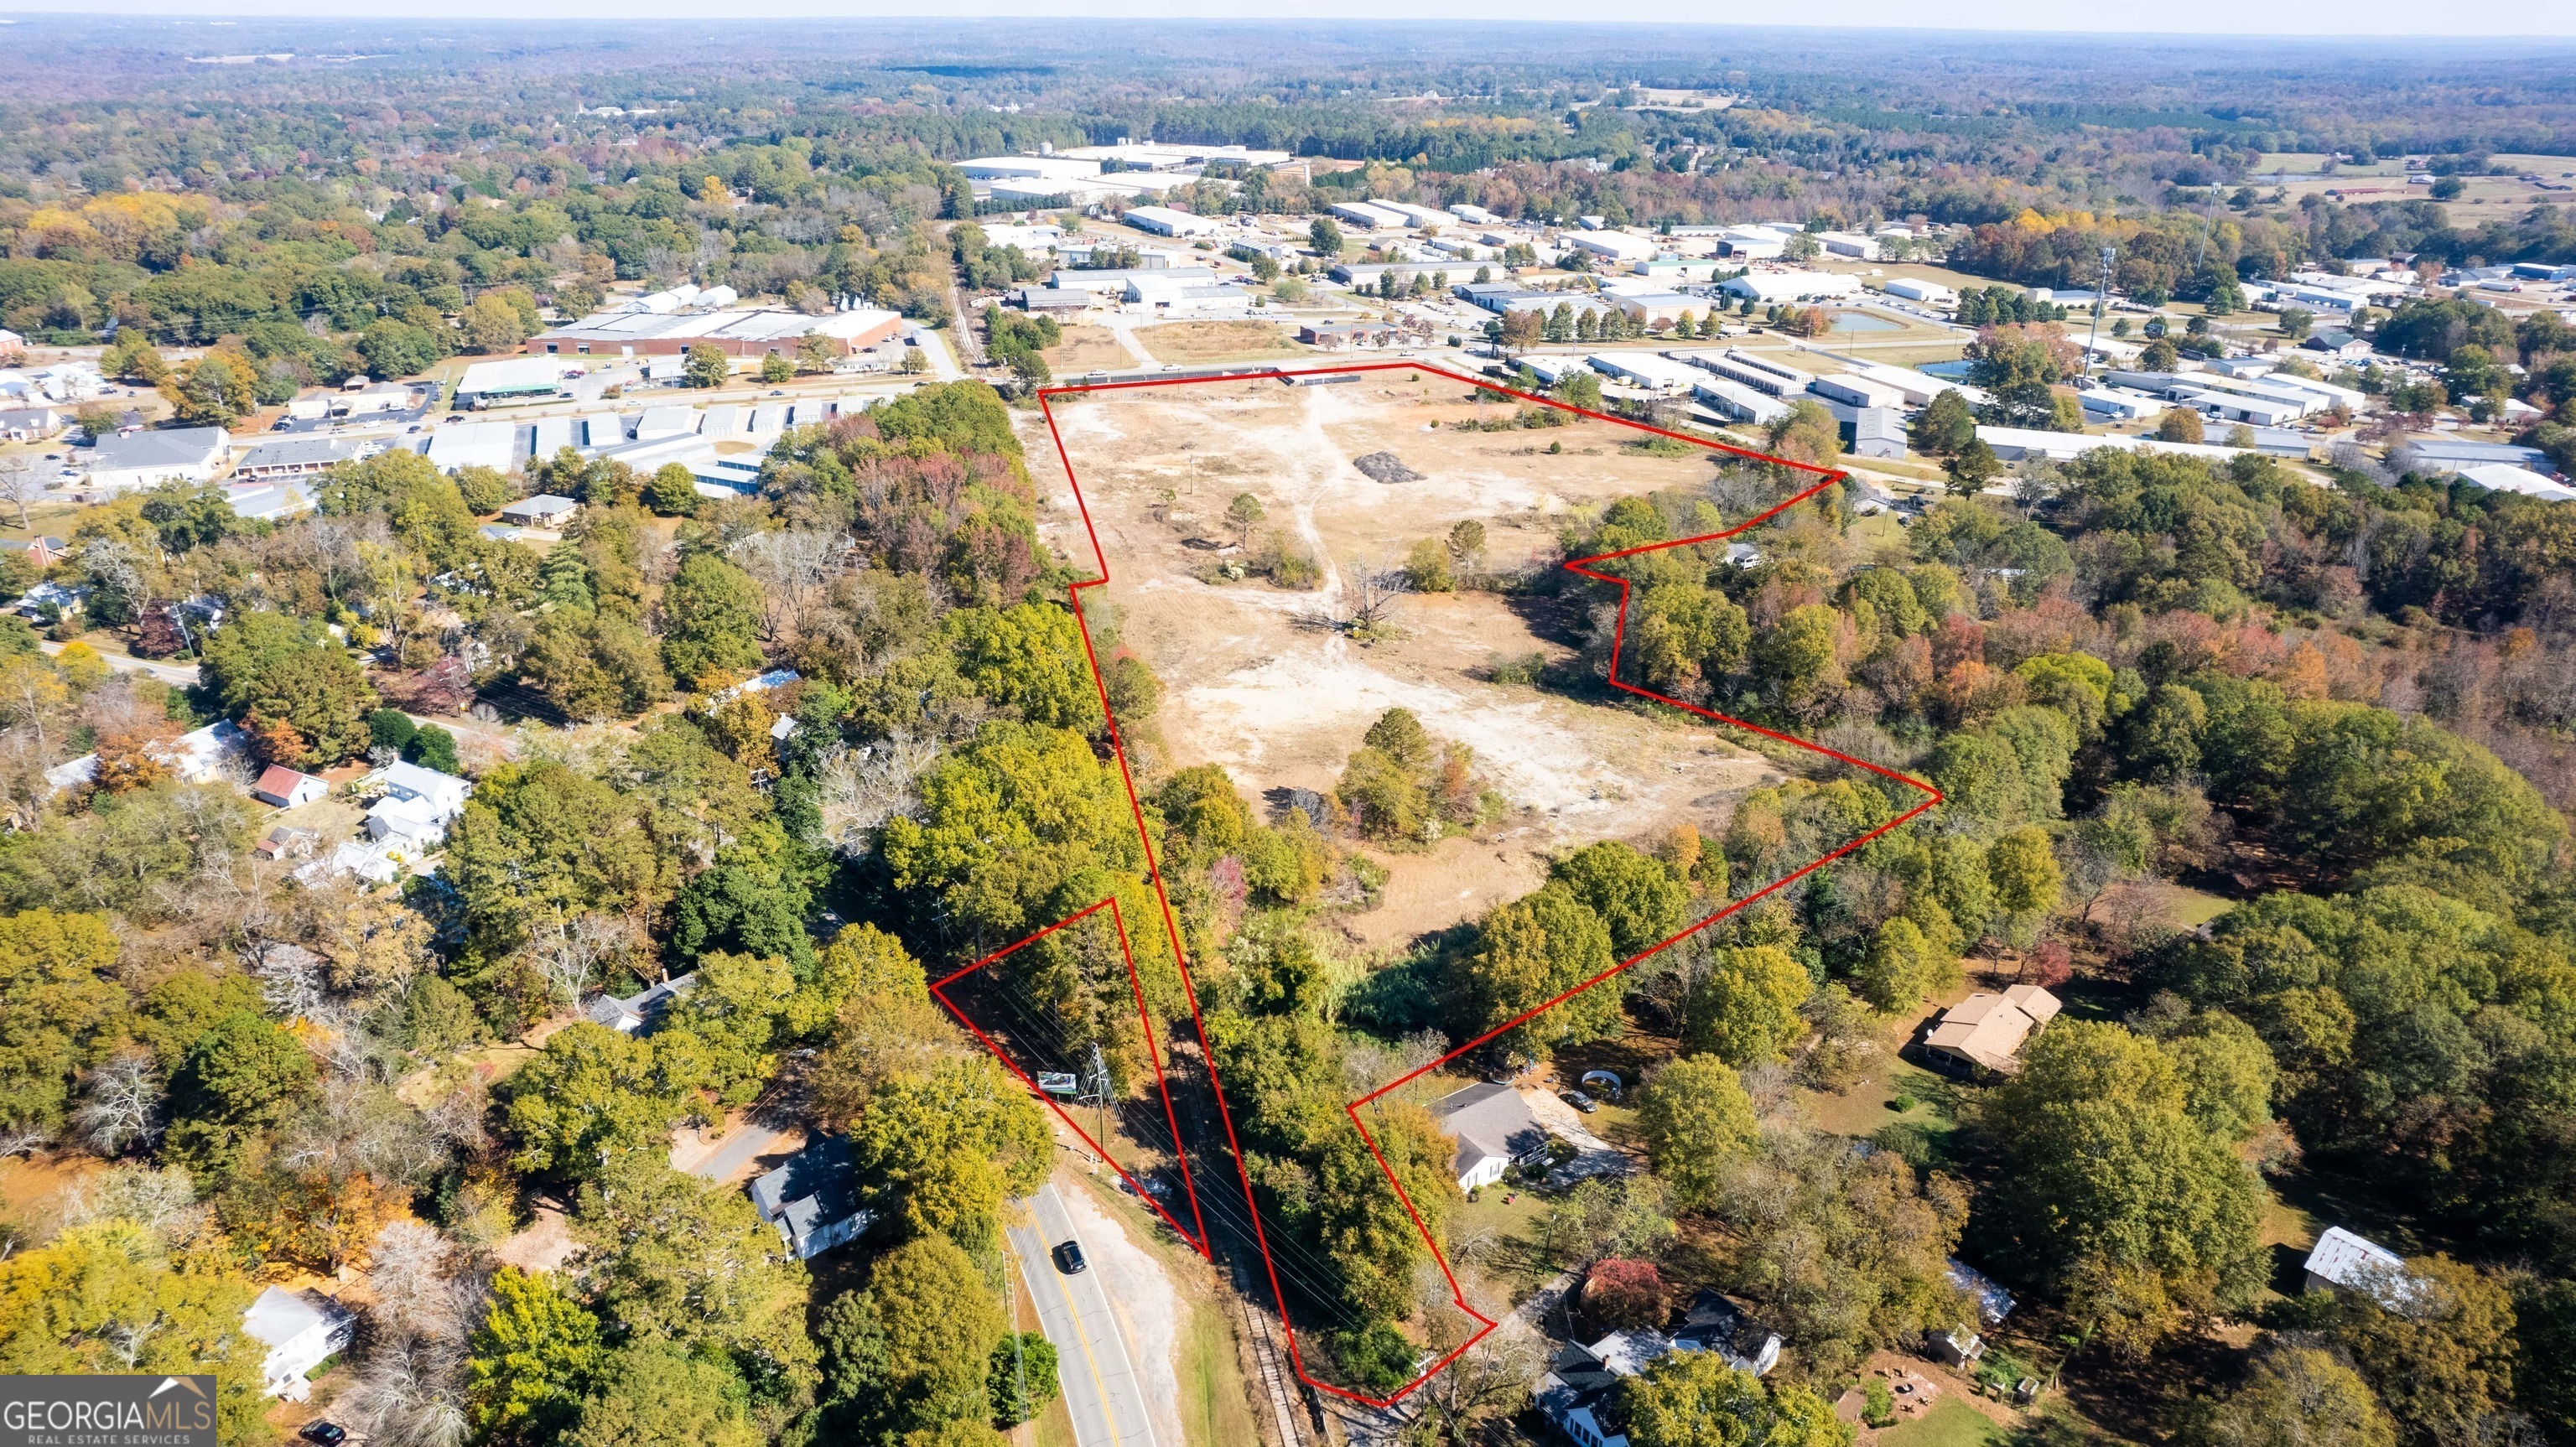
[1022,371,1792,950]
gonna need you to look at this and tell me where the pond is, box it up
[1829,310,1903,333]
[1920,360,1974,379]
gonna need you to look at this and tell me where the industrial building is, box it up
[84,426,231,494]
[1717,269,1866,303]
[1121,205,1222,238]
[1674,348,1814,398]
[530,305,901,360]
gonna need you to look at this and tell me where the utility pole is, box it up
[1086,1042,1113,1154]
[2083,245,2116,381]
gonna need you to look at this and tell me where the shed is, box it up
[2303,1226,2409,1298]
[252,766,328,809]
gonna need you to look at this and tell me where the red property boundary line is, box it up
[931,359,1941,1408]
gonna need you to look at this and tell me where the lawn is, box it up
[1451,1180,1558,1300]
[1877,1396,2012,1447]
[1135,320,1306,364]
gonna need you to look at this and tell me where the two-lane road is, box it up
[1007,1181,1162,1447]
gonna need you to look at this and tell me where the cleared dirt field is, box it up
[1041,324,1137,372]
[1025,371,1789,945]
[1132,319,1307,363]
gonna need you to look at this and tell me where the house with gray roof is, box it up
[587,972,699,1033]
[750,1135,872,1258]
[1430,1081,1553,1192]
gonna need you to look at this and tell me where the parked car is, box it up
[300,1424,346,1446]
[1052,1240,1087,1274]
[1560,1090,1599,1114]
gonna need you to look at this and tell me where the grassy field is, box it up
[1135,320,1306,364]
[1877,1396,2012,1447]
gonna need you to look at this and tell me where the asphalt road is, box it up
[1007,1182,1162,1447]
[683,1118,793,1182]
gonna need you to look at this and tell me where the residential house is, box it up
[749,1135,874,1258]
[242,1286,356,1401]
[365,760,471,848]
[0,405,64,442]
[1429,1081,1553,1192]
[500,494,580,529]
[0,535,69,570]
[586,972,699,1033]
[1536,1292,1781,1447]
[172,719,250,784]
[1921,984,2062,1074]
[252,765,329,808]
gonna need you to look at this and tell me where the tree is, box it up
[2156,407,2207,443]
[1636,1054,1756,1211]
[163,1008,316,1175]
[2303,1255,2516,1447]
[158,350,257,427]
[1317,1101,1462,1320]
[645,463,699,518]
[988,1331,1059,1429]
[460,294,531,353]
[1585,1258,1670,1330]
[1682,945,1814,1065]
[1987,826,2063,939]
[408,725,462,775]
[1984,1021,2267,1333]
[199,607,377,766]
[817,1233,1005,1439]
[1458,882,1622,1057]
[565,1346,761,1447]
[0,908,123,1136]
[845,1055,1050,1251]
[469,1266,606,1446]
[660,552,766,688]
[1857,916,1950,1014]
[758,353,793,384]
[1911,388,1976,457]
[572,1154,817,1392]
[498,1024,687,1181]
[2189,1345,2394,1447]
[0,1220,267,1444]
[1619,1350,1852,1447]
[1226,491,1266,547]
[1943,438,2002,497]
[1550,842,1688,960]
[684,345,730,389]
[1309,218,1344,256]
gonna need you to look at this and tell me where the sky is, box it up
[1,0,2571,37]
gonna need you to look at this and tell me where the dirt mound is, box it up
[1352,450,1424,485]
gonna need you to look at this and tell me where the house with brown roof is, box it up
[252,765,328,808]
[1921,984,2061,1075]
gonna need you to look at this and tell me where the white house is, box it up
[242,1286,356,1400]
[252,765,329,809]
[750,1135,873,1258]
[173,719,251,784]
[1883,277,1957,307]
[366,760,470,847]
[1430,1081,1553,1192]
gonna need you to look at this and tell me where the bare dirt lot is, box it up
[1025,371,1788,947]
[1042,324,1137,373]
[1131,319,1306,364]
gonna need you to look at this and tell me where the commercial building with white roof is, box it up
[532,305,901,360]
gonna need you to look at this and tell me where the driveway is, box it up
[40,639,198,687]
[1006,1178,1179,1447]
[906,325,965,382]
[675,1112,799,1183]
